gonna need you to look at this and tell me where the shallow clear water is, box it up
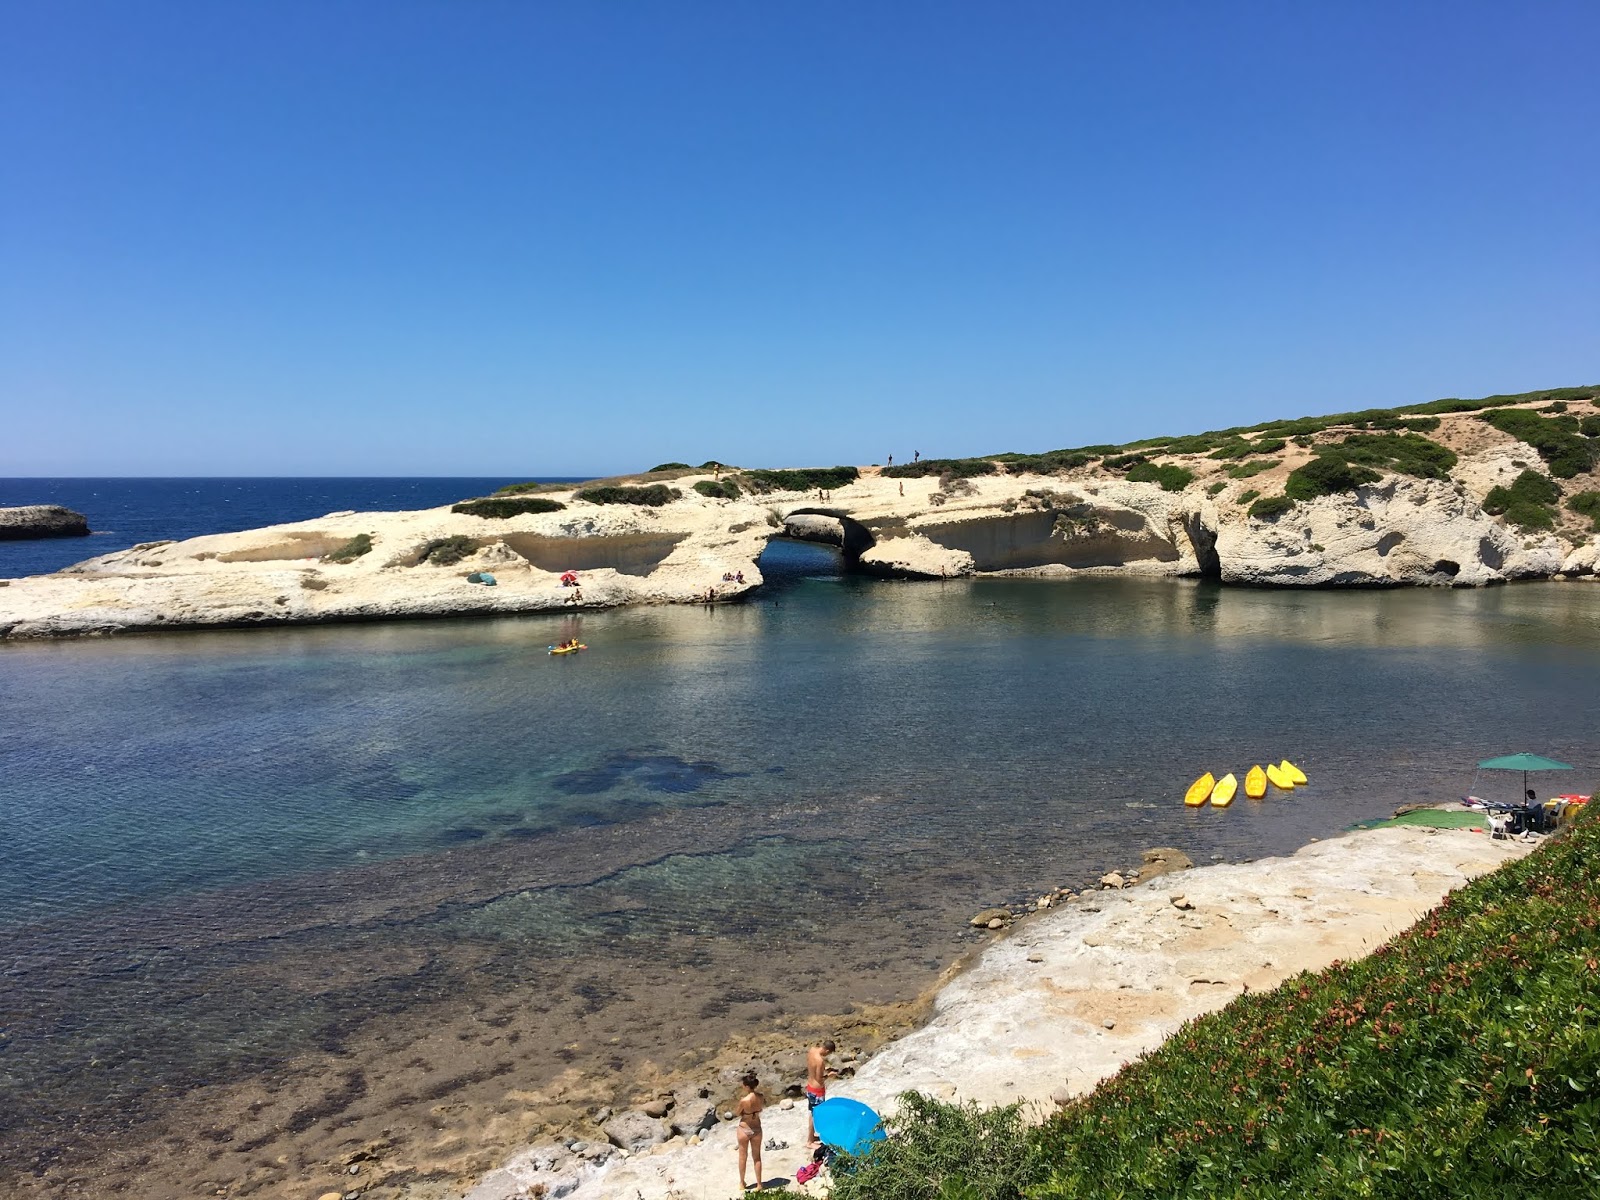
[3,561,1598,1183]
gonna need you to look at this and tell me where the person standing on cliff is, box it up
[803,1040,837,1146]
[887,454,893,467]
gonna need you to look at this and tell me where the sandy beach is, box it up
[463,818,1534,1200]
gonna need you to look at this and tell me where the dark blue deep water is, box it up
[0,478,575,578]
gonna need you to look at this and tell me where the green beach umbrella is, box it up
[1477,752,1574,800]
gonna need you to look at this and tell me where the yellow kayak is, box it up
[1281,759,1308,785]
[548,643,588,655]
[1244,765,1267,799]
[1184,772,1216,807]
[1266,762,1294,790]
[1210,772,1238,807]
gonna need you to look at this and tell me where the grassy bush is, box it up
[805,809,1600,1200]
[1284,456,1382,501]
[1227,458,1280,480]
[1481,409,1598,478]
[451,496,566,518]
[1483,470,1561,531]
[993,450,1100,474]
[883,458,997,480]
[575,484,681,506]
[1125,462,1194,492]
[1330,432,1458,479]
[1237,488,1261,505]
[321,533,372,563]
[1248,494,1294,518]
[649,462,691,471]
[492,480,568,495]
[739,466,861,492]
[827,1092,1046,1200]
[1583,416,1600,438]
[1568,490,1600,531]
[692,478,741,500]
[1206,481,1227,495]
[416,536,478,566]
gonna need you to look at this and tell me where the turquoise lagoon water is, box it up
[3,548,1599,1177]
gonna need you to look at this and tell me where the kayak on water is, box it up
[1281,759,1308,785]
[1185,771,1216,807]
[1265,762,1295,790]
[1244,765,1267,799]
[549,643,588,655]
[1210,772,1238,808]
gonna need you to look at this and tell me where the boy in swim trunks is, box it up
[803,1040,837,1146]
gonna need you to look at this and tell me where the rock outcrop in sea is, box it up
[1,393,1596,638]
[0,504,90,541]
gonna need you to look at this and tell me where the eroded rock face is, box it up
[1217,478,1561,587]
[0,505,90,540]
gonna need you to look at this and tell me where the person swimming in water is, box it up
[735,1070,765,1191]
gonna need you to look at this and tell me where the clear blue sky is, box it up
[3,1,1596,477]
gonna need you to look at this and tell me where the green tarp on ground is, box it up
[1350,808,1486,831]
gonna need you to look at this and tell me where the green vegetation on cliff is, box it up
[774,810,1600,1200]
[1480,408,1597,479]
[738,466,860,493]
[321,533,372,563]
[1483,470,1562,531]
[1569,491,1600,532]
[576,484,681,506]
[451,496,566,519]
[693,478,742,500]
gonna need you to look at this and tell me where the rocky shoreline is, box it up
[460,815,1535,1200]
[2,398,1599,639]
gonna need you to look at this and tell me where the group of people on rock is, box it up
[734,1039,838,1192]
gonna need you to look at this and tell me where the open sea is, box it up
[2,479,1598,1196]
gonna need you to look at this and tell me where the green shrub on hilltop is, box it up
[1248,493,1293,519]
[416,536,478,566]
[798,810,1600,1200]
[650,462,691,472]
[1481,409,1597,479]
[1226,458,1280,479]
[451,496,566,518]
[1483,470,1562,531]
[739,466,860,493]
[576,484,682,506]
[882,458,997,480]
[1568,490,1600,531]
[1331,431,1458,479]
[1124,461,1194,492]
[693,478,742,500]
[321,533,373,563]
[1581,416,1600,438]
[492,480,568,496]
[1284,456,1382,501]
[993,450,1100,474]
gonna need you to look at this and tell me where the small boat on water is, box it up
[549,643,587,655]
[1244,764,1267,798]
[1265,762,1294,790]
[1210,772,1238,807]
[1281,759,1308,785]
[1185,772,1216,807]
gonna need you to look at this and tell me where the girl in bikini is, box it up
[735,1070,765,1191]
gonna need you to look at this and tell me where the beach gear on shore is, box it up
[466,571,496,585]
[810,1097,886,1158]
[1184,772,1215,806]
[1265,762,1294,790]
[1280,759,1308,785]
[1210,773,1238,807]
[1244,765,1266,798]
[1476,751,1573,800]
